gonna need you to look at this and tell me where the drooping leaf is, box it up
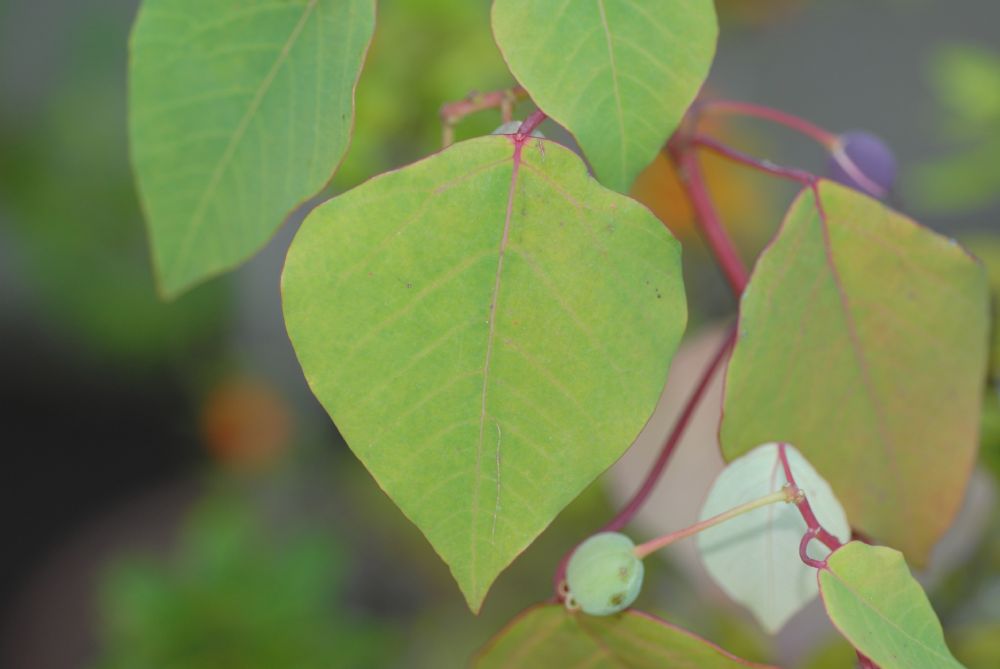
[818,542,965,669]
[721,180,990,564]
[491,0,717,192]
[129,0,375,298]
[282,135,686,611]
[474,605,776,668]
[696,443,851,634]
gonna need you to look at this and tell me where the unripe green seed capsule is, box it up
[565,532,644,616]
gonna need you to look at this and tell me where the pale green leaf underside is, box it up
[282,135,686,611]
[819,542,966,669]
[129,0,374,298]
[475,605,776,668]
[721,180,990,563]
[491,0,717,193]
[697,444,850,634]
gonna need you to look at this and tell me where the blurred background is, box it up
[1,0,999,667]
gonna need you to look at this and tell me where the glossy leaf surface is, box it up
[282,135,686,610]
[819,542,965,669]
[697,444,851,634]
[129,0,374,297]
[474,605,775,668]
[492,0,717,192]
[721,180,990,563]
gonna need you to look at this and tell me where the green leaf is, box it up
[474,605,776,668]
[491,0,717,192]
[697,443,851,634]
[818,542,966,669]
[720,180,990,564]
[282,135,686,611]
[129,0,375,298]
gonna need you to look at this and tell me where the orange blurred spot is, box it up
[630,121,763,241]
[201,377,293,471]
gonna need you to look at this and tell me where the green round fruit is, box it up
[565,532,644,616]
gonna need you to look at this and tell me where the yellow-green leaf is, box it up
[282,135,686,610]
[721,180,990,563]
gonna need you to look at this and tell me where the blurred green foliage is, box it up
[0,12,226,365]
[908,43,1000,213]
[332,0,514,191]
[951,624,1000,669]
[93,488,395,669]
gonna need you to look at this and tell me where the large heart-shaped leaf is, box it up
[721,180,990,564]
[697,443,851,634]
[491,0,717,193]
[818,542,965,669]
[129,0,375,298]
[282,135,686,611]
[474,605,776,668]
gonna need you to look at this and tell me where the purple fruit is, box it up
[826,131,897,198]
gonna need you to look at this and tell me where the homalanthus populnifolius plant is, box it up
[128,1,989,666]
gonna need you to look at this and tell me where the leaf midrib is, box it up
[470,140,523,595]
[596,0,627,181]
[813,191,902,499]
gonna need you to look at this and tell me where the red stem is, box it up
[439,85,527,124]
[688,134,833,248]
[605,328,736,533]
[668,145,749,295]
[516,109,547,140]
[691,134,816,187]
[695,99,838,148]
[552,327,737,597]
[777,443,842,563]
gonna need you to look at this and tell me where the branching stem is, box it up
[777,443,843,566]
[440,85,528,147]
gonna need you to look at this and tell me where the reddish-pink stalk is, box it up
[516,109,547,140]
[605,328,736,533]
[669,145,749,294]
[693,104,886,199]
[777,443,842,562]
[695,99,838,148]
[552,327,736,597]
[440,85,529,146]
[687,134,834,259]
[691,134,816,187]
[439,85,527,124]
